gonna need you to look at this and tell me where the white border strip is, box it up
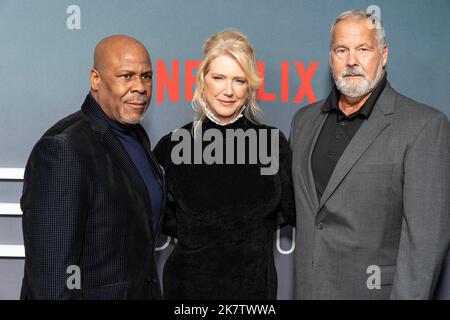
[0,203,22,216]
[0,168,24,180]
[0,245,25,258]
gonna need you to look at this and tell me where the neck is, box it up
[338,91,373,116]
[205,106,246,126]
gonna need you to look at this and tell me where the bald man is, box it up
[20,35,165,299]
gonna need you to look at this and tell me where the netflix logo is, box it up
[155,60,319,104]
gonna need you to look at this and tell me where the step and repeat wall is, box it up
[1,0,449,299]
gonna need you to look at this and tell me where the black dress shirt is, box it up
[311,74,387,200]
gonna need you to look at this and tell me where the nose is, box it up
[345,50,358,67]
[223,80,233,97]
[131,76,147,94]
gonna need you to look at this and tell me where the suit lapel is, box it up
[134,125,163,185]
[81,95,154,239]
[317,84,396,211]
[103,130,151,204]
[301,108,328,212]
[134,126,167,241]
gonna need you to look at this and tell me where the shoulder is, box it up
[387,86,449,134]
[154,122,194,163]
[394,91,445,121]
[38,110,100,157]
[25,122,88,180]
[253,122,290,152]
[292,99,325,124]
[154,122,193,148]
[31,110,88,156]
[42,110,89,140]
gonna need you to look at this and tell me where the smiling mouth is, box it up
[125,101,147,109]
[217,99,236,105]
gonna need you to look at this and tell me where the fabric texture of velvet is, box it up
[154,117,295,299]
[20,94,165,299]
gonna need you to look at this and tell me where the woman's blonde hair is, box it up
[192,29,263,135]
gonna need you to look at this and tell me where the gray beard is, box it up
[335,62,384,98]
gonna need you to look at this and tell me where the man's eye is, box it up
[142,74,152,80]
[121,74,132,79]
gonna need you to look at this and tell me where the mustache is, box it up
[341,67,367,78]
[124,95,149,103]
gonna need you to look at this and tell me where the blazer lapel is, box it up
[81,95,154,239]
[104,130,150,201]
[300,108,328,212]
[134,125,164,185]
[134,125,167,242]
[317,84,396,211]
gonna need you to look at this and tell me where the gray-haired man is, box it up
[290,10,450,299]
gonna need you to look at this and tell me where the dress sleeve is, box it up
[153,134,178,238]
[275,131,296,228]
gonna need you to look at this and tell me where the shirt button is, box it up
[317,223,324,230]
[335,134,341,140]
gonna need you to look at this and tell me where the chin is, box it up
[120,114,144,124]
[217,111,236,117]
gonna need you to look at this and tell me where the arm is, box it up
[391,113,450,299]
[276,131,296,228]
[21,136,87,299]
[153,134,177,238]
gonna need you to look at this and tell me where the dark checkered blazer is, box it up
[20,94,165,299]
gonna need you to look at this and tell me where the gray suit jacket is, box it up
[290,82,450,299]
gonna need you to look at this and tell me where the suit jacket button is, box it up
[317,223,324,230]
[146,276,156,283]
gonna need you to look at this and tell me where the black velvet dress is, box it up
[154,116,295,299]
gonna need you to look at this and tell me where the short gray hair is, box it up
[330,10,386,51]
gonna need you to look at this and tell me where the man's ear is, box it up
[90,68,100,92]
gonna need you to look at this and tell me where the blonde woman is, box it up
[154,29,295,299]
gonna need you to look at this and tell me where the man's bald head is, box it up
[93,35,151,71]
[90,35,153,124]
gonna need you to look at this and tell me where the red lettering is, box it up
[281,61,289,102]
[256,61,276,101]
[156,60,180,103]
[185,60,201,101]
[153,60,318,104]
[293,61,318,104]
